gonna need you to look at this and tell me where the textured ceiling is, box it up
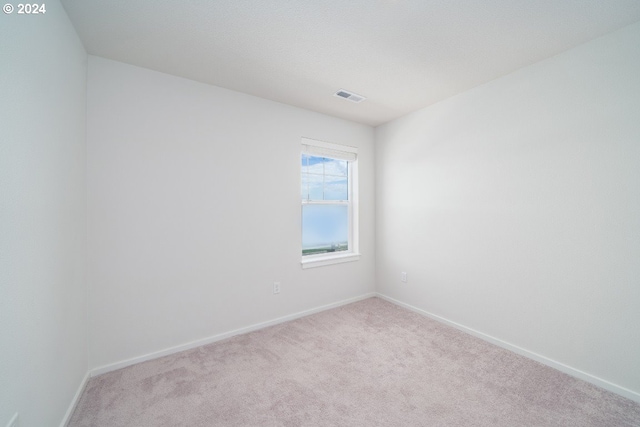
[61,0,640,126]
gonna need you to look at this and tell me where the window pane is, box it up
[307,155,324,175]
[301,173,308,199]
[324,175,348,201]
[307,174,323,200]
[302,173,325,200]
[301,154,309,173]
[302,204,348,255]
[323,158,348,177]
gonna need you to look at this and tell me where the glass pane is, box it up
[324,175,348,201]
[307,173,324,200]
[302,204,348,255]
[323,158,348,177]
[301,173,308,200]
[301,154,309,173]
[307,156,324,175]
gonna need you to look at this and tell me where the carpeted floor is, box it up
[69,297,640,426]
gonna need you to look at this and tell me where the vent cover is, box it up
[334,89,366,103]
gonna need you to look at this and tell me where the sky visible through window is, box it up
[302,155,349,254]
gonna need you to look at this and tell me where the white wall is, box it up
[0,1,88,426]
[376,21,640,399]
[86,56,375,371]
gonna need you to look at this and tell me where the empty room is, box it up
[2,0,640,426]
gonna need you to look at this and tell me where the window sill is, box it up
[301,252,360,269]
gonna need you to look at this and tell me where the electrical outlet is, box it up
[7,413,19,427]
[273,282,281,294]
[401,272,408,283]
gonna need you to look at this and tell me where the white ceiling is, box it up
[61,0,640,126]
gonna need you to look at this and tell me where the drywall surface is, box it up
[86,56,375,370]
[375,21,640,397]
[0,2,88,426]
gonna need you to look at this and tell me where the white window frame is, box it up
[301,137,360,269]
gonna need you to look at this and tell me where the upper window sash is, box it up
[301,153,350,203]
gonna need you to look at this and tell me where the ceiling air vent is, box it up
[334,89,366,103]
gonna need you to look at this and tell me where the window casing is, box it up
[301,138,359,269]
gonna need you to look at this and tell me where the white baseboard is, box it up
[90,292,376,377]
[376,292,640,404]
[60,370,90,427]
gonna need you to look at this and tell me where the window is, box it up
[301,138,359,268]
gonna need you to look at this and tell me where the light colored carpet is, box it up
[69,297,640,426]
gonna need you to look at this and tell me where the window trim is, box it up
[300,138,359,269]
[301,252,361,269]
